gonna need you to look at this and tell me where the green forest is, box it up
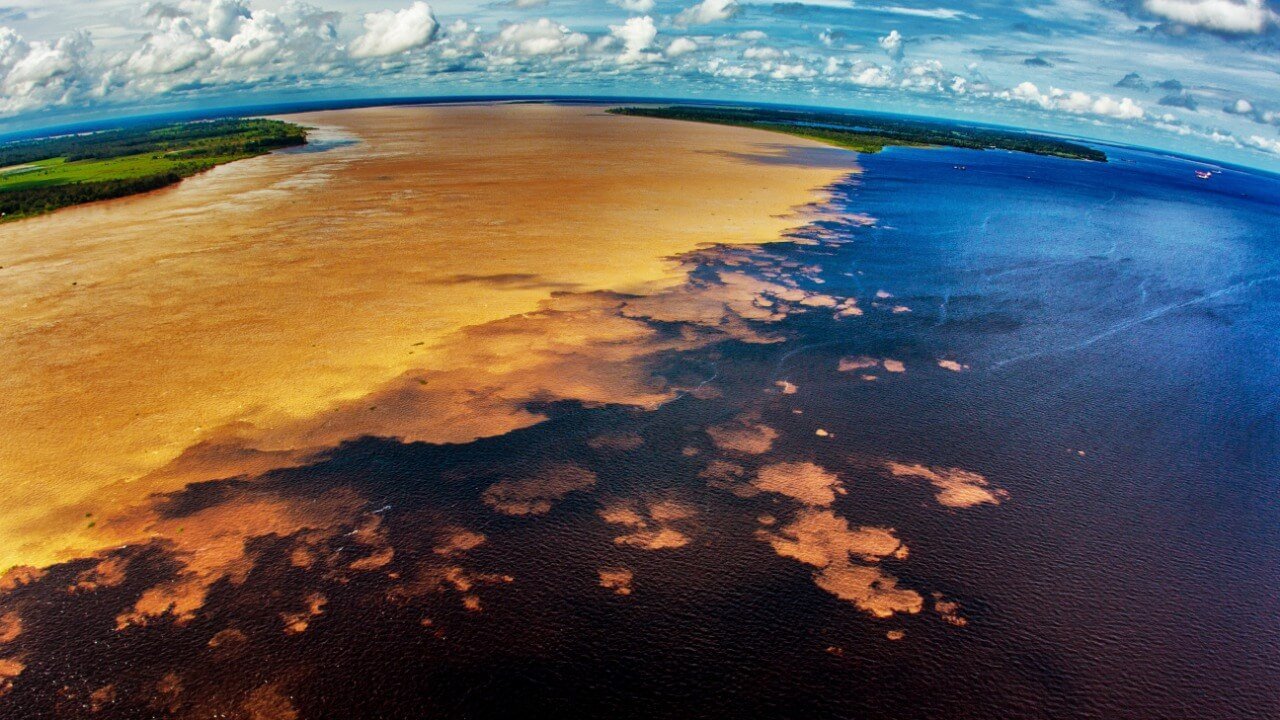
[0,118,307,221]
[609,105,1107,162]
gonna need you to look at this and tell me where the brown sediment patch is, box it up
[834,298,863,317]
[700,460,759,498]
[0,657,22,697]
[598,567,634,595]
[349,546,395,571]
[0,566,43,592]
[433,529,486,557]
[0,613,19,644]
[109,487,368,629]
[70,556,128,593]
[280,592,327,635]
[933,592,968,626]
[388,563,513,613]
[483,464,597,516]
[208,628,248,649]
[0,103,853,572]
[89,684,117,712]
[758,508,921,617]
[588,432,645,452]
[885,462,1008,508]
[615,528,691,551]
[151,673,184,714]
[753,461,844,506]
[837,356,878,372]
[241,683,299,720]
[707,413,780,455]
[599,498,697,550]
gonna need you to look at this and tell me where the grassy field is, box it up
[0,118,307,221]
[0,153,237,192]
[748,123,930,154]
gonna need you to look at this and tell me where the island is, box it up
[609,105,1107,162]
[0,118,308,221]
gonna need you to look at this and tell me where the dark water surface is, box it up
[4,145,1278,719]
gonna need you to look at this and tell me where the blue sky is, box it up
[2,0,1279,169]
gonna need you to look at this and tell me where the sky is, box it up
[1,0,1279,169]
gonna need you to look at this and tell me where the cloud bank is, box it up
[0,0,1276,167]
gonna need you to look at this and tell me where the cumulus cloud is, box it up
[349,1,439,58]
[610,15,658,64]
[878,29,904,61]
[0,27,97,115]
[1141,0,1278,34]
[611,0,657,11]
[1221,96,1280,126]
[493,17,589,56]
[674,0,739,27]
[1226,97,1254,114]
[127,17,213,75]
[1002,81,1145,120]
[666,36,699,57]
[1244,134,1280,153]
[206,0,250,40]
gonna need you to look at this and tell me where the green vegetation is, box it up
[0,118,307,221]
[609,105,1107,162]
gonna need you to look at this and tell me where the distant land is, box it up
[0,119,307,221]
[0,97,1138,222]
[610,105,1108,162]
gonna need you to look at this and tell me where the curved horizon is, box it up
[8,92,1279,177]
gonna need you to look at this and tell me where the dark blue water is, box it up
[763,145,1280,717]
[4,144,1278,720]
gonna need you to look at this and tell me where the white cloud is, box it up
[1002,81,1145,120]
[126,17,212,76]
[874,6,975,20]
[611,0,657,12]
[349,2,439,59]
[878,29,903,61]
[666,36,699,57]
[766,61,816,79]
[211,10,287,67]
[1142,0,1277,34]
[610,15,658,64]
[493,18,588,57]
[206,0,251,41]
[674,0,738,27]
[1245,134,1280,153]
[1227,97,1254,114]
[743,46,782,60]
[0,27,97,115]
